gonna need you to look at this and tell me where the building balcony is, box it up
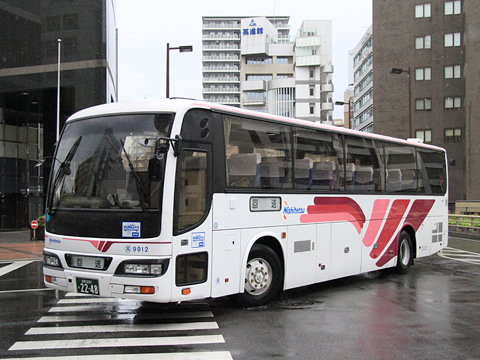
[204,97,240,105]
[203,66,239,72]
[321,64,334,73]
[243,99,267,106]
[202,56,240,62]
[202,34,240,40]
[202,87,240,93]
[241,80,266,92]
[295,55,322,67]
[202,45,240,51]
[321,83,334,92]
[203,23,241,29]
[203,76,240,83]
[321,102,334,111]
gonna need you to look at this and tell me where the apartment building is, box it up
[201,16,334,124]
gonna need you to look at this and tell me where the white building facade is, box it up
[349,25,373,132]
[202,16,334,123]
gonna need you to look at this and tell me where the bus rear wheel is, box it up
[396,231,413,274]
[231,244,283,307]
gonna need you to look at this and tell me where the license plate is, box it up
[76,278,100,295]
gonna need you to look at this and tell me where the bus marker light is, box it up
[282,232,286,239]
[225,278,229,283]
[182,288,191,295]
[141,286,155,294]
[124,286,141,294]
[45,275,52,283]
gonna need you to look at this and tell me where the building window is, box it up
[445,65,462,78]
[309,86,314,96]
[444,128,462,142]
[416,98,432,111]
[416,129,432,143]
[64,37,78,56]
[309,68,315,79]
[445,32,461,47]
[46,16,60,32]
[415,67,432,81]
[310,104,315,115]
[445,96,461,109]
[63,13,78,30]
[416,35,432,49]
[445,1,461,15]
[415,3,431,18]
[277,57,289,64]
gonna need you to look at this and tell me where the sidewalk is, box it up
[0,230,44,262]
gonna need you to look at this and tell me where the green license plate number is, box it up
[76,278,100,295]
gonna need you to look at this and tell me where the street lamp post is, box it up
[166,43,193,98]
[389,67,412,138]
[335,100,353,129]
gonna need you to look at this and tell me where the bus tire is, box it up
[231,244,283,307]
[396,230,413,274]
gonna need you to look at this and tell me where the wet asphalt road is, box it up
[1,249,480,360]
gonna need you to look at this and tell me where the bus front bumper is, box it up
[43,266,173,302]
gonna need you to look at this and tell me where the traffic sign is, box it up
[31,220,38,230]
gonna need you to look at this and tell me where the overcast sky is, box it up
[115,0,372,119]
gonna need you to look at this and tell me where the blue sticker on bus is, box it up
[192,232,205,248]
[122,222,141,238]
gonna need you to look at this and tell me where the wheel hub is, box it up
[245,258,272,295]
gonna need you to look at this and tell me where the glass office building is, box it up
[0,0,117,229]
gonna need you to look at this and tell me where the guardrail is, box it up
[449,214,480,234]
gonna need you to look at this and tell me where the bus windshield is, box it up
[49,114,173,211]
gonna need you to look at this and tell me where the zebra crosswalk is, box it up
[8,293,233,360]
[438,247,480,265]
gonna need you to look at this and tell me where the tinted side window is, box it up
[385,143,417,193]
[177,150,208,231]
[293,128,344,191]
[344,136,384,192]
[224,115,292,189]
[417,149,447,195]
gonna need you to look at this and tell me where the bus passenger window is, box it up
[385,143,417,193]
[224,115,292,189]
[344,136,384,192]
[177,150,207,231]
[293,128,344,191]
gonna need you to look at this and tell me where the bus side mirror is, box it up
[148,155,165,181]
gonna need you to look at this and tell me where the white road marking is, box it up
[0,261,33,277]
[438,247,480,265]
[3,351,233,360]
[9,335,225,351]
[38,311,214,323]
[26,322,219,335]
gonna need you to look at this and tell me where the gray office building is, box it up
[0,0,118,229]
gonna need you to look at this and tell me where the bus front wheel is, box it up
[231,244,283,307]
[396,231,413,274]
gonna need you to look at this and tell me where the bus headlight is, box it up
[115,259,169,277]
[124,263,162,275]
[43,252,63,268]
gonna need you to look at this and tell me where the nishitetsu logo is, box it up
[299,197,435,268]
[283,201,305,219]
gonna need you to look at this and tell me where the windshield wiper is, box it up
[48,136,82,214]
[120,139,149,214]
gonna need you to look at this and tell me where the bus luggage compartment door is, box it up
[211,229,241,298]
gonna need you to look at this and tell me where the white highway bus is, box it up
[43,99,448,306]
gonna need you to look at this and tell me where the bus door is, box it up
[171,142,213,302]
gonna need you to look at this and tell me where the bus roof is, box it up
[66,99,445,152]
